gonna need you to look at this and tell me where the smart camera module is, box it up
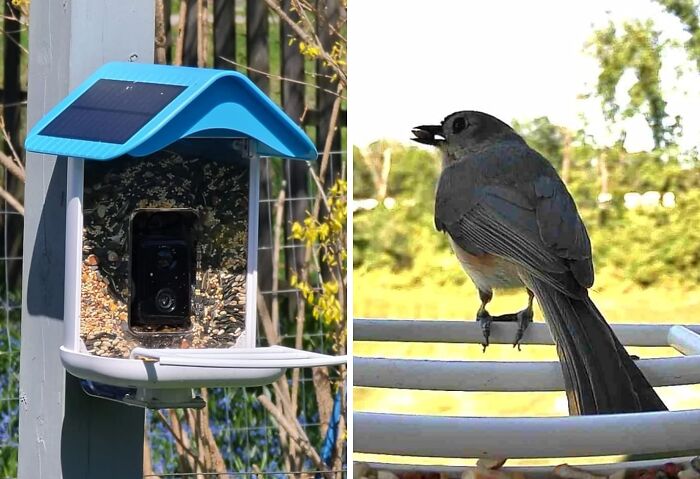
[129,209,198,331]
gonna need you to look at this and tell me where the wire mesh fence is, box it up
[0,151,346,478]
[0,159,22,477]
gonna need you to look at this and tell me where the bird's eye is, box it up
[452,117,466,134]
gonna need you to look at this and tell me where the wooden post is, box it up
[316,0,342,164]
[19,1,155,477]
[246,0,269,92]
[281,0,309,279]
[214,0,236,68]
[184,0,199,66]
[246,0,274,307]
[3,0,23,291]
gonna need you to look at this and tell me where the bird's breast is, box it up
[449,239,523,291]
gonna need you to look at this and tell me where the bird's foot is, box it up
[477,311,493,352]
[513,308,533,351]
[481,309,532,350]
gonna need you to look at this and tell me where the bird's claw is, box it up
[477,307,532,351]
[477,311,492,353]
[513,308,533,351]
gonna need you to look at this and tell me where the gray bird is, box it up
[411,110,666,415]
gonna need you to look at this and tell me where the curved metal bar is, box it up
[354,355,700,390]
[355,410,700,458]
[354,319,700,346]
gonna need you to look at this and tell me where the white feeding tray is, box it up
[61,345,346,390]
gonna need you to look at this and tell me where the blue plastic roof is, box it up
[25,62,317,161]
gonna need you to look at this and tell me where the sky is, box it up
[349,0,700,153]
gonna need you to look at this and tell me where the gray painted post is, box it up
[19,1,155,478]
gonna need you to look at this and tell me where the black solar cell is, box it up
[39,79,186,144]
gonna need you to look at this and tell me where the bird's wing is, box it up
[532,173,594,288]
[435,147,593,295]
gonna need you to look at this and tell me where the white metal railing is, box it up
[354,318,700,475]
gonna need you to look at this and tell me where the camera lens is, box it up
[156,247,176,270]
[155,288,177,313]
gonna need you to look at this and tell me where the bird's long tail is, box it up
[527,278,667,415]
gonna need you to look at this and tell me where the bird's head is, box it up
[411,110,521,168]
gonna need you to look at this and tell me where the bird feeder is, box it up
[25,62,346,408]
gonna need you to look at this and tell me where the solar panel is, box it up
[39,79,186,144]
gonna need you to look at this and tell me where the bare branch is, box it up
[0,184,23,215]
[332,411,346,477]
[197,389,228,476]
[309,82,345,217]
[313,367,332,437]
[272,183,286,336]
[0,151,24,183]
[308,162,330,211]
[291,0,326,56]
[143,433,160,479]
[290,299,305,417]
[156,410,204,471]
[173,409,195,471]
[154,0,167,64]
[261,0,346,85]
[0,27,28,54]
[318,83,345,182]
[218,57,346,99]
[0,118,25,182]
[328,23,347,45]
[257,289,279,345]
[271,380,299,464]
[258,394,330,477]
[197,0,208,68]
[175,0,188,66]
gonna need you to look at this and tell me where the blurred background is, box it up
[352,0,700,467]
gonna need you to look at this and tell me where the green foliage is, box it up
[386,145,441,204]
[352,146,375,199]
[654,0,700,70]
[512,117,565,170]
[353,145,448,277]
[291,178,347,339]
[588,19,674,149]
[591,189,700,286]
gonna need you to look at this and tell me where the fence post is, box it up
[214,0,236,68]
[316,0,342,160]
[281,0,310,282]
[19,1,155,477]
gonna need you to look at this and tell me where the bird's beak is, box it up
[411,125,445,146]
